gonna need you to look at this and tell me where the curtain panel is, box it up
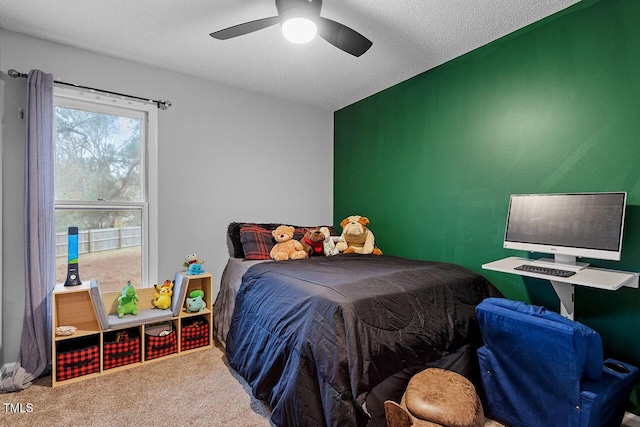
[1,69,55,392]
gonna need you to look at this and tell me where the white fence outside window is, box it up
[56,227,142,257]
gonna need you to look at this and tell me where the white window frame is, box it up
[53,87,158,287]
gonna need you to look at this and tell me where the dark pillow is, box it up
[228,222,245,258]
[239,224,277,260]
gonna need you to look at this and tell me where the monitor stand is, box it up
[532,254,589,272]
[533,255,589,318]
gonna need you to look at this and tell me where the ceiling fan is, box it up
[210,0,372,57]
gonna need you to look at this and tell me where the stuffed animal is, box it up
[183,253,204,267]
[269,225,308,261]
[153,279,173,310]
[185,289,206,313]
[183,253,205,275]
[300,228,325,257]
[187,263,205,275]
[335,215,383,255]
[117,281,139,318]
[320,226,340,256]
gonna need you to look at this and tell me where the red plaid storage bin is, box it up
[145,331,177,360]
[103,330,141,370]
[181,319,210,351]
[56,342,100,382]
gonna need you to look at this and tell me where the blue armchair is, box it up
[476,298,638,427]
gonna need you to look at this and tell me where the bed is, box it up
[213,223,501,427]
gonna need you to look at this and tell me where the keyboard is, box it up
[514,264,576,278]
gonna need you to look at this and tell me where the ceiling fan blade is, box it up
[210,16,280,40]
[317,17,372,57]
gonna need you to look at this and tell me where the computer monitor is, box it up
[503,192,627,269]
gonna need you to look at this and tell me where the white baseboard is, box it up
[0,362,16,380]
[623,412,640,427]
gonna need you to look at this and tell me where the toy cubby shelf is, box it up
[51,271,213,387]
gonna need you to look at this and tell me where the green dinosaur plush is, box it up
[117,281,139,318]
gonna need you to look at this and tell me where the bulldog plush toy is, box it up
[335,215,382,255]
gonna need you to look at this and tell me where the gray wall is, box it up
[0,29,4,374]
[0,29,334,366]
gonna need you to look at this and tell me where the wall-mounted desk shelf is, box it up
[482,257,639,320]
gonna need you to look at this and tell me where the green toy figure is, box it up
[185,289,206,313]
[118,281,139,318]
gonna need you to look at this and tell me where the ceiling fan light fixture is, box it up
[281,17,317,44]
[210,0,372,57]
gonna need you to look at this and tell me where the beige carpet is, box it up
[1,344,504,427]
[2,345,271,426]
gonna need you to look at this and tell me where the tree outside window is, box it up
[54,90,157,292]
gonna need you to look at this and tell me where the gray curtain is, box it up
[0,69,55,392]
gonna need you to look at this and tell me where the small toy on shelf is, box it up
[188,263,204,275]
[153,279,174,310]
[55,325,77,336]
[115,330,131,342]
[185,289,206,313]
[183,253,205,275]
[117,281,139,318]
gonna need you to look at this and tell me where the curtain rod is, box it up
[7,69,172,110]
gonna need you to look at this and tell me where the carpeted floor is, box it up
[1,344,271,426]
[3,343,637,426]
[1,343,508,427]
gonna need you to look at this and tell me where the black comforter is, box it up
[225,255,500,426]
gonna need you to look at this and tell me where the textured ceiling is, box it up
[0,0,580,111]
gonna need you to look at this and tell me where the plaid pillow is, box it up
[240,224,276,260]
[228,222,283,258]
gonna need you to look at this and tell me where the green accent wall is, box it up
[335,0,640,412]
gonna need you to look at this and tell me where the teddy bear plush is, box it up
[270,225,308,261]
[335,215,382,255]
[300,228,325,257]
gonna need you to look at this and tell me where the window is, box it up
[54,87,158,292]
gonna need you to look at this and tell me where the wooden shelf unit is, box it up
[51,272,213,386]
